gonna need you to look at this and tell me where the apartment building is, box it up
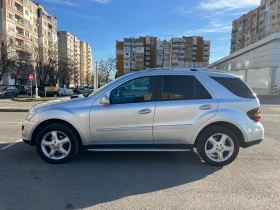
[0,0,58,85]
[116,36,210,76]
[231,0,280,54]
[116,36,157,76]
[170,36,210,68]
[80,41,92,87]
[57,31,79,86]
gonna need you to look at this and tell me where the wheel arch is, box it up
[31,119,83,148]
[193,121,246,148]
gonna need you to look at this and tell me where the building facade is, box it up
[116,36,210,76]
[0,0,57,86]
[58,32,92,87]
[116,36,157,76]
[170,36,210,69]
[209,33,280,95]
[80,41,92,87]
[231,0,280,54]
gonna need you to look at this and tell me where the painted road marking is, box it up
[0,139,22,150]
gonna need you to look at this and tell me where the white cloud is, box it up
[199,0,259,10]
[183,19,232,35]
[51,8,100,19]
[42,0,79,6]
[90,0,111,4]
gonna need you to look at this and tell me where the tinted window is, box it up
[110,76,156,104]
[161,75,212,100]
[195,79,212,99]
[211,77,255,99]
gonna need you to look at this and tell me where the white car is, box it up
[59,88,73,96]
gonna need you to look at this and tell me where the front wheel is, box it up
[35,123,80,164]
[196,126,240,166]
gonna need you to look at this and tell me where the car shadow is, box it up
[0,142,222,209]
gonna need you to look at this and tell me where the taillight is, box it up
[247,108,261,122]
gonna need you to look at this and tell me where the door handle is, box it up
[138,109,151,114]
[199,104,212,110]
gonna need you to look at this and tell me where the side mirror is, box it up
[100,96,110,106]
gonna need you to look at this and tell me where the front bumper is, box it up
[22,120,38,145]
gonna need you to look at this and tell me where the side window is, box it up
[194,79,212,99]
[162,75,194,100]
[110,76,156,104]
[211,77,255,99]
[161,75,212,100]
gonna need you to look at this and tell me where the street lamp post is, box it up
[35,23,40,99]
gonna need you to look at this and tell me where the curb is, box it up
[0,109,29,112]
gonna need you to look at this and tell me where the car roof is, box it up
[129,68,239,78]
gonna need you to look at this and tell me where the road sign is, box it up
[45,86,59,92]
[29,74,33,81]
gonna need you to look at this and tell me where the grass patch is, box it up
[15,97,59,101]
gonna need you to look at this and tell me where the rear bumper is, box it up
[238,122,264,148]
[242,139,263,148]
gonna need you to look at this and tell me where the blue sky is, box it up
[37,0,260,63]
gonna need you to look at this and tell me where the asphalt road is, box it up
[0,98,280,210]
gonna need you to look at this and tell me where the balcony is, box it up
[145,52,150,55]
[16,27,24,36]
[145,57,150,61]
[15,4,24,15]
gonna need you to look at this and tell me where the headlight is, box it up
[26,109,37,121]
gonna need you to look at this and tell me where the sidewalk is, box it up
[0,98,41,112]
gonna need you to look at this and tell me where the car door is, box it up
[6,87,12,97]
[153,75,218,144]
[90,76,159,144]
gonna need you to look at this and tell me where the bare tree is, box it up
[84,70,92,87]
[32,43,59,86]
[0,34,18,83]
[58,56,75,88]
[98,57,116,83]
[10,50,33,85]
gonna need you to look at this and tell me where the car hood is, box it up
[32,96,85,109]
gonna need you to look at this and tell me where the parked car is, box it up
[22,69,264,166]
[0,86,19,98]
[59,88,74,96]
[27,86,60,97]
[132,84,148,91]
[73,87,89,94]
[16,85,30,94]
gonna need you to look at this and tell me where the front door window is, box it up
[109,76,156,104]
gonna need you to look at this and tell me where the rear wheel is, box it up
[196,126,240,166]
[35,123,80,164]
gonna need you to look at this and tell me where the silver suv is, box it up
[22,69,264,166]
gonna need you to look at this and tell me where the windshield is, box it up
[86,74,129,97]
[0,87,7,91]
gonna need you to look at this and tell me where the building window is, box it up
[8,25,15,32]
[25,10,29,16]
[25,31,29,38]
[11,74,15,79]
[44,21,47,27]
[43,29,47,35]
[9,38,13,44]
[24,0,28,4]
[6,11,14,20]
[8,0,13,7]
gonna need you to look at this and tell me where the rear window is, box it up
[211,77,255,99]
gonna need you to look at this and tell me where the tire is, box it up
[196,126,240,166]
[35,123,80,164]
